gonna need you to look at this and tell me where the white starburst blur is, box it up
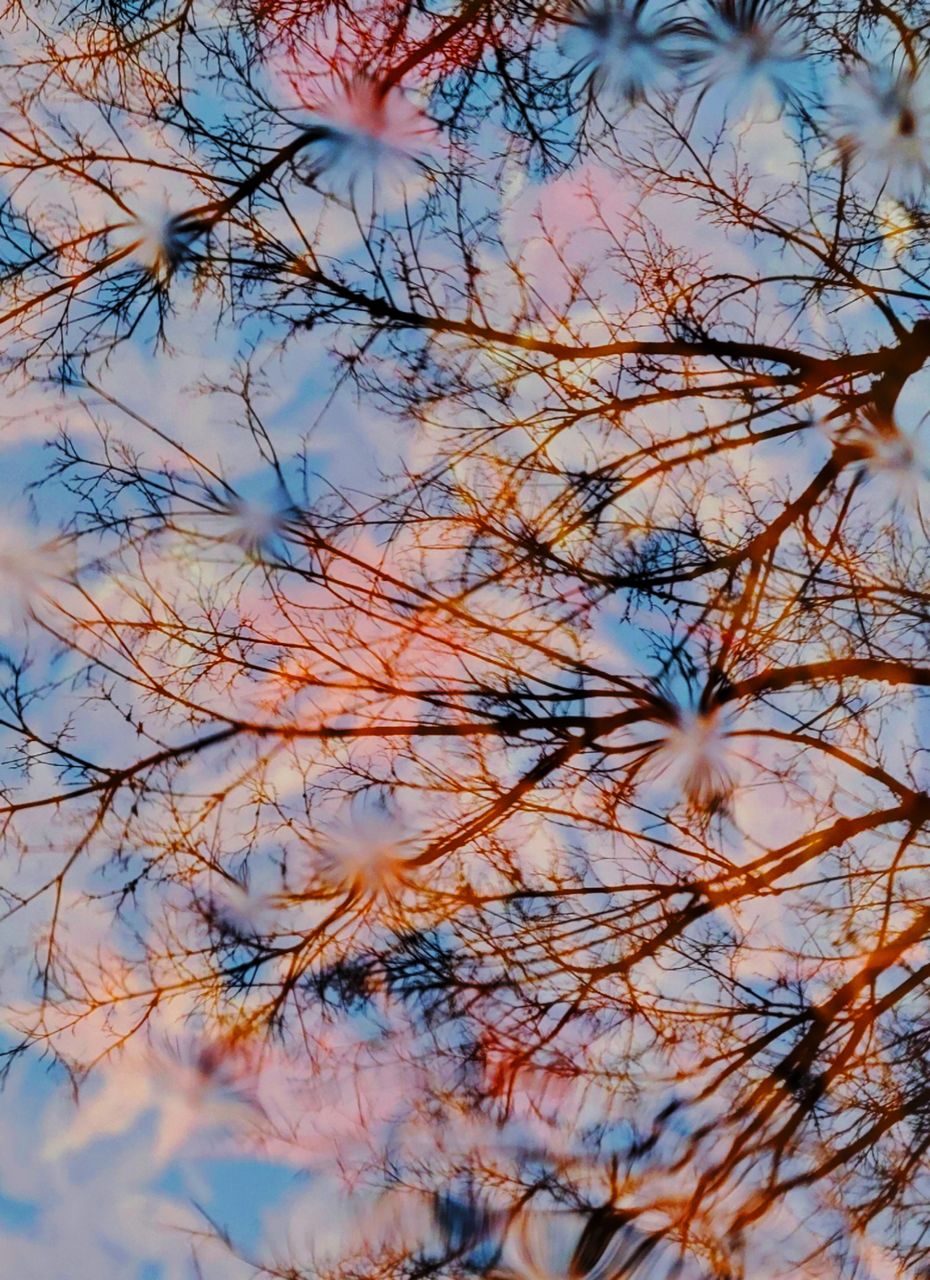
[307,76,438,202]
[123,204,194,282]
[220,487,295,557]
[560,1,678,108]
[833,61,930,199]
[0,518,70,633]
[650,705,738,813]
[845,412,930,523]
[206,875,279,937]
[316,805,417,896]
[46,1033,260,1165]
[686,0,807,113]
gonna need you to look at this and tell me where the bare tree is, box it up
[3,0,930,1276]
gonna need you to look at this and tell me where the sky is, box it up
[2,4,930,1278]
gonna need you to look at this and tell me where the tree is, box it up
[2,0,930,1275]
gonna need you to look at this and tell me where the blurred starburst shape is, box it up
[302,75,439,203]
[833,60,930,199]
[0,518,72,634]
[46,1032,262,1166]
[841,409,930,529]
[203,875,281,938]
[315,803,419,897]
[219,486,299,557]
[560,1,680,108]
[647,704,739,815]
[681,0,808,112]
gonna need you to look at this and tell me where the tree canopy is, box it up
[3,1,930,1276]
